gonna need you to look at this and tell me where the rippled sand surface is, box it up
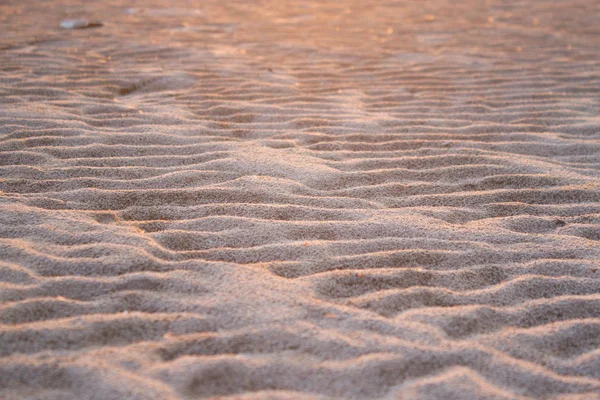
[1,0,600,399]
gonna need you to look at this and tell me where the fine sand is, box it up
[1,0,600,399]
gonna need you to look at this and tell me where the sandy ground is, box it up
[1,0,600,399]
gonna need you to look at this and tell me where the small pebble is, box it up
[60,19,103,29]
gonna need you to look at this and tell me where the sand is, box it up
[1,0,600,398]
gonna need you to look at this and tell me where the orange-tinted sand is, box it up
[1,0,600,399]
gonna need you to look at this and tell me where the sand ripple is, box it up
[1,0,600,398]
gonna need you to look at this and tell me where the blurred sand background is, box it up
[1,0,600,398]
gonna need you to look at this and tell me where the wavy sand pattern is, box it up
[1,0,600,398]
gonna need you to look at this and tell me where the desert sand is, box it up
[1,0,600,398]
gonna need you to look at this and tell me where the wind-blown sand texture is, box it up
[1,0,600,398]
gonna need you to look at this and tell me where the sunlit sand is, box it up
[1,0,600,398]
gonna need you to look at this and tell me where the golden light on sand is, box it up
[1,0,600,398]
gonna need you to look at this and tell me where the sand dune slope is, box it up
[1,0,600,398]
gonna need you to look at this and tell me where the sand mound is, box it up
[1,0,600,398]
